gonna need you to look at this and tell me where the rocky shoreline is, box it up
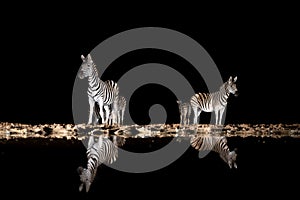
[1,122,300,140]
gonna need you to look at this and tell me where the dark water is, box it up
[0,136,299,199]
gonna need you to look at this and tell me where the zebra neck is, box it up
[87,159,98,181]
[88,76,101,89]
[87,64,101,87]
[219,87,230,105]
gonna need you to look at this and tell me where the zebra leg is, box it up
[108,110,113,125]
[197,110,201,124]
[121,109,125,125]
[104,105,110,125]
[195,108,201,124]
[93,102,100,125]
[192,106,198,124]
[88,97,95,124]
[93,113,99,125]
[118,110,121,125]
[98,100,105,124]
[114,111,118,125]
[180,113,183,125]
[183,110,188,126]
[214,110,219,125]
[110,108,114,125]
[187,106,191,125]
[219,107,225,125]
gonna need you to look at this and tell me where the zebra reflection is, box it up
[190,134,237,169]
[78,135,126,192]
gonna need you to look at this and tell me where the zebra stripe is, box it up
[111,96,126,126]
[177,100,191,126]
[78,54,119,124]
[78,135,125,192]
[190,76,238,125]
[190,134,237,169]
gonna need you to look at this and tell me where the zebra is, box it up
[177,100,191,126]
[190,134,237,169]
[94,80,120,125]
[110,95,126,126]
[77,135,125,192]
[78,54,119,125]
[190,76,238,125]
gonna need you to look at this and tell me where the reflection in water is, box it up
[77,135,126,192]
[77,126,237,192]
[190,133,237,169]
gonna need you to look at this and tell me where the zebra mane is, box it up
[91,62,99,78]
[219,81,229,91]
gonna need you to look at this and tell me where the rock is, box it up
[43,127,53,136]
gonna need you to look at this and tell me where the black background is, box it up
[1,8,299,125]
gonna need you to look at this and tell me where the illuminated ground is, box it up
[1,122,300,140]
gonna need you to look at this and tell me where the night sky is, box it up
[1,13,299,125]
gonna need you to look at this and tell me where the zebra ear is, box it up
[233,76,237,82]
[86,182,91,193]
[228,76,232,82]
[81,55,85,61]
[79,183,84,192]
[87,54,92,61]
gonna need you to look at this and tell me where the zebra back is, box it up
[103,80,119,105]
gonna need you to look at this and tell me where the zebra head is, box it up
[77,166,92,192]
[78,54,95,79]
[227,76,238,97]
[227,149,238,169]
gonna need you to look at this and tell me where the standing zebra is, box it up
[78,54,119,124]
[94,80,120,125]
[190,76,238,125]
[190,134,237,169]
[111,95,126,126]
[176,100,191,126]
[77,135,125,192]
